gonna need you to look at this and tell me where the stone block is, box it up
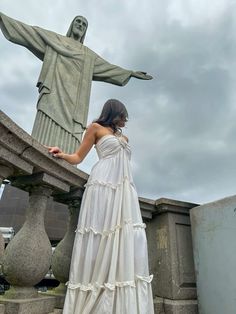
[0,304,5,314]
[163,299,198,314]
[139,197,156,219]
[12,172,70,193]
[0,123,32,155]
[153,297,164,314]
[42,292,65,309]
[0,295,56,314]
[0,146,33,176]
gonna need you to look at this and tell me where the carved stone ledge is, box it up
[139,197,156,219]
[0,110,88,190]
[155,197,198,215]
[0,146,33,182]
[10,172,70,194]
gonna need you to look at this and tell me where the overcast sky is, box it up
[0,0,236,204]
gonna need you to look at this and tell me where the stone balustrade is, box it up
[0,110,199,314]
[0,110,88,314]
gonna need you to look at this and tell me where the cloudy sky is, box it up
[0,0,235,204]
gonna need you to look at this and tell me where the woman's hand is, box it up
[47,146,64,159]
[45,123,97,165]
[46,145,80,164]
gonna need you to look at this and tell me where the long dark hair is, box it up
[94,99,128,133]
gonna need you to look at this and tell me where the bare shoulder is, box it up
[123,135,129,142]
[86,122,100,130]
[86,123,101,134]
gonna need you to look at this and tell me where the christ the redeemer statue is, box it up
[0,13,152,153]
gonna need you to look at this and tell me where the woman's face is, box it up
[116,115,128,128]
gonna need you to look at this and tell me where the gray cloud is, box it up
[0,0,236,204]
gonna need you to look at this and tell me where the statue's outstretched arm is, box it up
[93,55,153,86]
[0,12,46,60]
[93,55,133,86]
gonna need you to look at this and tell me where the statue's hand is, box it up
[132,71,153,80]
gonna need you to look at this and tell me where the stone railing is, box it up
[0,110,199,314]
[0,110,88,313]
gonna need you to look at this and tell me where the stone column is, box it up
[0,164,13,184]
[0,164,14,271]
[145,198,199,314]
[3,186,52,295]
[0,150,34,314]
[47,189,83,309]
[0,233,4,265]
[0,185,56,313]
[0,172,70,314]
[52,201,81,287]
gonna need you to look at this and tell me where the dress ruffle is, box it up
[66,275,153,291]
[84,176,135,190]
[75,221,146,235]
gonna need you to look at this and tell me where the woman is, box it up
[48,99,154,314]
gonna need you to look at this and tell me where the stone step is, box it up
[49,310,62,314]
[0,296,55,314]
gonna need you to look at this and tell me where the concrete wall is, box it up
[191,195,236,314]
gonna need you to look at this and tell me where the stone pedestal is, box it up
[145,198,199,314]
[0,295,55,314]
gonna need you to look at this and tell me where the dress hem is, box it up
[66,274,154,291]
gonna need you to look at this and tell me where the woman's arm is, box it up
[48,124,97,165]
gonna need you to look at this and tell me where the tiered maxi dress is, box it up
[63,134,154,314]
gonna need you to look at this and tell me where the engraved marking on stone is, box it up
[157,227,168,249]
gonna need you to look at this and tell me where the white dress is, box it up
[63,134,154,314]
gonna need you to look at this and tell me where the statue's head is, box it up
[66,16,88,43]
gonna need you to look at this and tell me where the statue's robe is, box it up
[0,13,133,153]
